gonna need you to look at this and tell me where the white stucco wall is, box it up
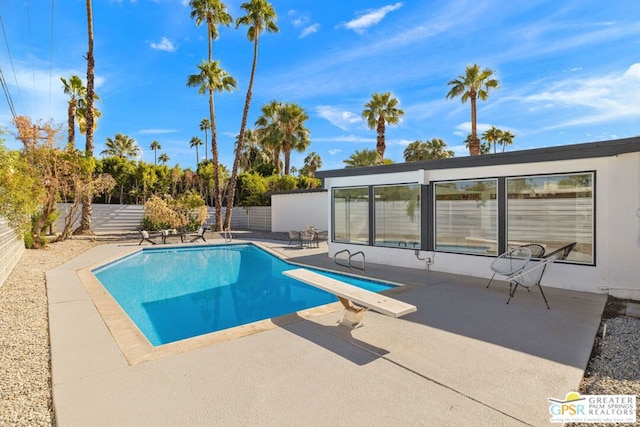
[271,191,328,233]
[323,152,640,299]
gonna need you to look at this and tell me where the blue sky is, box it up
[1,0,639,172]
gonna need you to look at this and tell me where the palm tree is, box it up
[225,0,279,229]
[190,136,203,164]
[189,0,233,230]
[303,151,322,177]
[158,153,170,165]
[186,60,237,231]
[362,92,404,162]
[199,118,210,159]
[150,140,161,165]
[481,126,502,154]
[344,148,393,168]
[101,133,141,159]
[189,0,232,63]
[278,102,310,175]
[76,0,96,235]
[237,129,268,171]
[254,100,284,173]
[60,75,85,149]
[465,134,490,155]
[498,130,515,152]
[254,101,310,175]
[404,139,454,161]
[446,64,499,156]
[75,98,101,137]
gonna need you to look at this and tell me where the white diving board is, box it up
[283,268,417,328]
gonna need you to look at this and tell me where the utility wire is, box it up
[0,15,23,114]
[0,66,17,120]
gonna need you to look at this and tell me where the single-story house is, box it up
[316,137,640,300]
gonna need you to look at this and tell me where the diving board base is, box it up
[337,297,368,328]
[283,268,416,329]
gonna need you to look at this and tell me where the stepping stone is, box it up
[625,302,640,318]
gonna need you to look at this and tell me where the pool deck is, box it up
[47,237,606,426]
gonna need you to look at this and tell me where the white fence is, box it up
[0,219,24,289]
[53,204,272,233]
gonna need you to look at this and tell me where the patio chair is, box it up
[187,226,207,243]
[287,230,302,247]
[300,230,318,248]
[486,245,536,289]
[138,230,158,245]
[543,242,577,261]
[506,256,557,309]
[316,230,328,243]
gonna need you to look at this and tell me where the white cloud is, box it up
[300,24,320,39]
[150,37,177,52]
[288,10,309,28]
[328,149,342,155]
[523,63,640,129]
[315,106,361,130]
[341,2,403,34]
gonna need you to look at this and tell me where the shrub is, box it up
[142,191,208,231]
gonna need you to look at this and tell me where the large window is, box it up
[507,172,593,263]
[434,179,498,255]
[374,184,420,248]
[333,187,369,244]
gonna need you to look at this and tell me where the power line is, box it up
[0,15,23,114]
[0,65,17,120]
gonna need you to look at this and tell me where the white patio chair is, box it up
[486,246,532,289]
[506,256,557,309]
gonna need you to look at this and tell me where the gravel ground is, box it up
[0,236,638,426]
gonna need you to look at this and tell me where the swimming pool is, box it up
[92,244,392,346]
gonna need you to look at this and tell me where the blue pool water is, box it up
[92,244,392,346]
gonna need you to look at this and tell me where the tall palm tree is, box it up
[101,133,141,159]
[76,98,101,137]
[498,130,515,152]
[189,0,233,230]
[199,118,210,160]
[481,126,502,154]
[362,92,404,162]
[303,151,322,177]
[150,140,161,165]
[189,0,232,64]
[60,75,85,149]
[446,64,499,156]
[186,60,237,230]
[158,153,170,165]
[225,0,279,229]
[76,0,96,235]
[190,136,204,164]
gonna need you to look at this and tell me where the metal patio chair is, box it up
[486,245,539,289]
[506,256,557,309]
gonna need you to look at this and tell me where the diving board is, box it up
[283,268,416,328]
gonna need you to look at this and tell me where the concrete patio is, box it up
[47,238,606,426]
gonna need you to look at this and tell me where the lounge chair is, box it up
[187,226,207,243]
[506,256,557,309]
[138,230,158,245]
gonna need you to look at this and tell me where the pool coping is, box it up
[77,241,411,365]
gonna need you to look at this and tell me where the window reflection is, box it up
[434,179,498,255]
[507,173,593,263]
[333,187,369,244]
[374,184,420,248]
